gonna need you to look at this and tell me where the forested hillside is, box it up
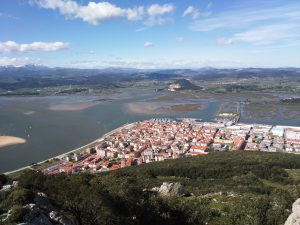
[2,152,300,225]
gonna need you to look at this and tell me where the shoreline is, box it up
[3,122,135,176]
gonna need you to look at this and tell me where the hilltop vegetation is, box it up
[2,152,300,224]
[169,79,200,90]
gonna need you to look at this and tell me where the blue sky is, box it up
[0,0,300,68]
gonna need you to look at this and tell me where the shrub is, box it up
[9,188,33,205]
[0,174,8,189]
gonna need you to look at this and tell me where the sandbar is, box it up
[160,103,203,112]
[49,99,111,111]
[0,136,26,148]
[125,103,162,115]
[50,102,99,111]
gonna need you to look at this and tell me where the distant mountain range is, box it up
[0,65,299,78]
[0,65,299,91]
[0,65,299,80]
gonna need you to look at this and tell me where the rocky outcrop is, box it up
[152,182,185,197]
[0,209,12,222]
[0,181,19,198]
[23,203,52,225]
[0,184,13,192]
[49,211,74,225]
[21,193,74,225]
[1,181,74,225]
[285,198,300,225]
[34,192,55,211]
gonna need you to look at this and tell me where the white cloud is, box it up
[217,23,300,46]
[190,4,300,31]
[182,6,199,19]
[0,12,18,19]
[67,57,249,69]
[127,7,144,21]
[0,57,40,67]
[0,41,69,53]
[32,0,144,25]
[144,17,173,26]
[145,3,174,26]
[182,6,211,20]
[135,27,147,32]
[32,1,175,26]
[206,2,213,9]
[216,38,234,45]
[176,37,184,43]
[144,41,153,48]
[147,4,174,17]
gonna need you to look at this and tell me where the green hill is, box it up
[2,151,300,225]
[169,79,200,90]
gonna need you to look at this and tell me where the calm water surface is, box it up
[0,89,220,172]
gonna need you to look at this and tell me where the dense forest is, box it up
[1,151,300,225]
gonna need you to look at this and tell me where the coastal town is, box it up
[41,118,300,175]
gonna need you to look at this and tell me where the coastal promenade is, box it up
[4,122,135,176]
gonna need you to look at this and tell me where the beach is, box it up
[0,136,26,148]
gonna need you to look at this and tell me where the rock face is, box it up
[0,185,13,199]
[0,184,13,192]
[23,204,52,225]
[34,192,55,212]
[21,194,74,225]
[285,198,300,225]
[156,182,185,197]
[49,211,74,225]
[0,209,12,222]
[0,183,73,225]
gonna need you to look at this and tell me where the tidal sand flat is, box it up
[147,93,189,102]
[23,110,36,115]
[0,136,26,148]
[49,98,112,111]
[49,101,100,111]
[125,102,162,115]
[125,102,205,115]
[160,103,203,112]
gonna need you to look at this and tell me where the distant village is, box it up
[42,119,300,175]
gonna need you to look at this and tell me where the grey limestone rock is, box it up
[157,182,185,197]
[23,204,52,225]
[34,192,55,212]
[285,198,300,225]
[49,211,74,225]
[0,184,12,192]
[31,214,52,225]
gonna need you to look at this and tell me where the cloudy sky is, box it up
[1,0,300,68]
